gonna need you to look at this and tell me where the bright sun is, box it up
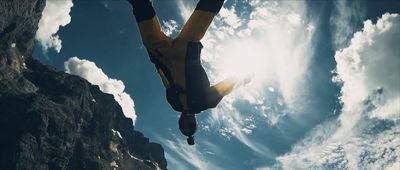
[212,39,270,84]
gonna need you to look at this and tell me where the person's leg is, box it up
[177,0,224,42]
[128,0,167,47]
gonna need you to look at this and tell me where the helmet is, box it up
[178,113,197,145]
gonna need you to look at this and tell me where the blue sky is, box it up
[34,0,399,169]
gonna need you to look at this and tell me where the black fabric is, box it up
[185,42,211,113]
[166,86,184,112]
[147,49,174,86]
[153,49,174,82]
[147,43,222,113]
[146,43,222,113]
[128,0,156,22]
[195,0,224,14]
[147,49,185,112]
[206,87,223,108]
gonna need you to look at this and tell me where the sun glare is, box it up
[217,39,265,78]
[212,39,271,85]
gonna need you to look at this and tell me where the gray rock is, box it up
[0,0,167,169]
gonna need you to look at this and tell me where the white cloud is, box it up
[287,13,301,26]
[36,0,73,53]
[64,57,137,124]
[165,140,218,170]
[218,7,243,29]
[171,0,317,166]
[159,133,221,170]
[330,0,366,49]
[274,13,400,169]
[203,1,315,109]
[161,20,179,37]
[334,13,400,123]
[276,120,400,170]
[201,0,315,147]
[176,0,195,22]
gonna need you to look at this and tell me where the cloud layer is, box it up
[160,1,399,170]
[330,0,366,49]
[64,57,137,124]
[161,1,317,169]
[36,0,73,53]
[275,13,400,170]
[191,0,314,150]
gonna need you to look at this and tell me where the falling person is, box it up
[128,0,239,145]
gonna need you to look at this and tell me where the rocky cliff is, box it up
[0,0,167,169]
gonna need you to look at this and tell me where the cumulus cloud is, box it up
[330,0,366,49]
[64,57,137,124]
[36,0,73,53]
[161,20,179,37]
[334,13,400,123]
[275,13,400,169]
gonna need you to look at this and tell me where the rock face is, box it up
[0,0,167,169]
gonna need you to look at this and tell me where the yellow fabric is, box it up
[136,11,216,111]
[178,10,215,42]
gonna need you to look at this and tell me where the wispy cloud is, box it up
[172,0,317,166]
[160,133,222,170]
[64,57,137,124]
[201,0,316,109]
[36,0,73,53]
[330,0,366,49]
[201,0,315,152]
[102,0,110,10]
[274,13,400,169]
[176,0,195,22]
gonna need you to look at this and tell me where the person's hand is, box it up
[243,73,254,86]
[234,73,254,88]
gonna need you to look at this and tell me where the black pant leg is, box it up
[195,0,225,14]
[128,0,156,22]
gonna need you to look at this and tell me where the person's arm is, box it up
[205,77,238,108]
[212,77,238,97]
[178,0,224,42]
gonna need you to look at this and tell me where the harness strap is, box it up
[148,49,187,111]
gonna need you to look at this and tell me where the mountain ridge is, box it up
[0,0,167,169]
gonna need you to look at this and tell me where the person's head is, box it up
[178,112,197,145]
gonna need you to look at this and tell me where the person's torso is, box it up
[145,38,210,112]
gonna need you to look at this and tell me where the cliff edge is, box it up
[0,0,167,169]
